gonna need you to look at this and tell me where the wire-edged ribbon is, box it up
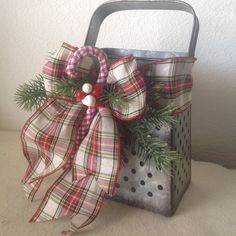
[21,43,146,233]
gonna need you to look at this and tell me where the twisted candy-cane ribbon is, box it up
[21,43,146,232]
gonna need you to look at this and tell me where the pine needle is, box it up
[146,78,161,105]
[101,84,130,109]
[122,104,181,174]
[15,75,47,112]
[141,105,176,129]
[127,124,181,174]
[50,77,90,98]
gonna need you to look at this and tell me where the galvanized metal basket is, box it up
[84,0,199,216]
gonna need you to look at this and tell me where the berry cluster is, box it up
[75,83,105,107]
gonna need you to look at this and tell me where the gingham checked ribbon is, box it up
[21,43,146,233]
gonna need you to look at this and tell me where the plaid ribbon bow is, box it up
[21,43,146,233]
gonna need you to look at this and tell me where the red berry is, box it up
[92,84,103,97]
[95,100,105,108]
[75,91,86,100]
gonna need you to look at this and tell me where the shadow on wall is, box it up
[191,61,236,169]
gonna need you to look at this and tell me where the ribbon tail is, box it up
[30,107,120,230]
[29,170,104,223]
[24,177,43,201]
[70,177,106,232]
[73,107,120,196]
[62,107,120,232]
[21,98,86,200]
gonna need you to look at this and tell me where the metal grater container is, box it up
[84,0,199,216]
[110,108,192,216]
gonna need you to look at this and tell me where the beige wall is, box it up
[0,0,236,167]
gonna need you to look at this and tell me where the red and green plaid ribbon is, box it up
[21,43,146,233]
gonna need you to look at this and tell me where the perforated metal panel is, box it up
[112,108,191,216]
[171,109,191,212]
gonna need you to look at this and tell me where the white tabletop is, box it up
[0,131,235,236]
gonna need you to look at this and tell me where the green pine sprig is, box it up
[15,76,130,111]
[15,75,47,112]
[49,76,91,98]
[100,84,130,109]
[122,103,181,174]
[145,77,161,105]
[129,124,180,173]
[140,105,176,130]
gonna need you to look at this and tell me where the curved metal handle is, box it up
[85,0,199,56]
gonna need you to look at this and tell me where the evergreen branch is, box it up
[152,150,180,173]
[50,78,82,98]
[15,75,47,112]
[122,104,180,173]
[101,84,130,109]
[50,77,90,98]
[15,76,130,112]
[148,87,161,104]
[140,105,176,129]
[145,78,161,105]
[125,122,181,174]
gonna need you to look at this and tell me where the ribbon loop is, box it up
[107,55,146,120]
